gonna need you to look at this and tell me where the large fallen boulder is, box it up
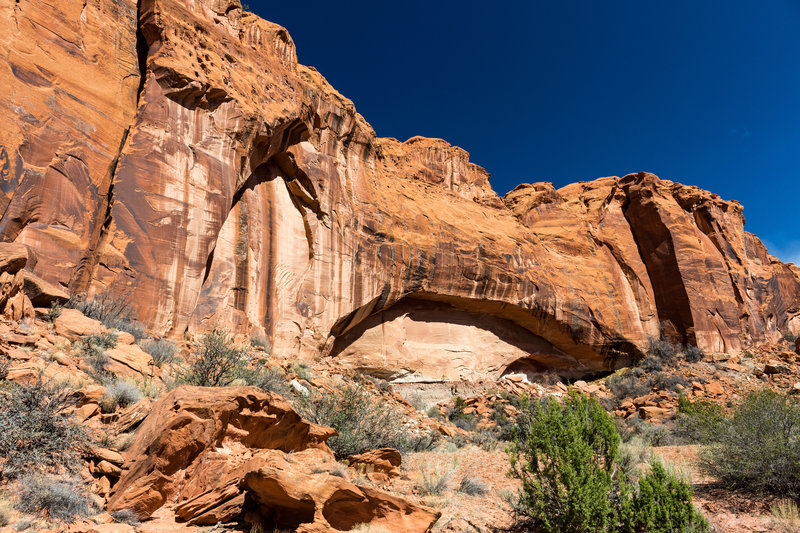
[107,386,439,532]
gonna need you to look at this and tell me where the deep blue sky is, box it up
[250,0,800,263]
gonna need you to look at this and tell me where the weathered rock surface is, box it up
[1,0,799,380]
[107,386,439,532]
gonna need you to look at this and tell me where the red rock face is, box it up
[1,0,798,379]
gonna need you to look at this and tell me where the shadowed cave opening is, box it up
[329,294,639,382]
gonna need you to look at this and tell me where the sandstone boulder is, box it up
[107,386,438,532]
[105,344,154,378]
[21,270,69,307]
[0,243,28,274]
[54,309,105,340]
[347,448,402,477]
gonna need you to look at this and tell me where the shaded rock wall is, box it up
[1,0,799,379]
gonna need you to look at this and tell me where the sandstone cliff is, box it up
[2,0,798,380]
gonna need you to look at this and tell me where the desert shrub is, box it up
[417,461,455,496]
[76,332,117,380]
[101,379,142,412]
[647,338,679,364]
[178,329,249,387]
[675,395,727,444]
[250,335,271,352]
[83,332,118,350]
[640,355,663,372]
[447,396,477,431]
[291,363,314,381]
[404,391,428,412]
[110,509,141,526]
[468,429,499,451]
[15,475,96,522]
[653,372,689,392]
[700,389,800,498]
[620,460,707,533]
[426,405,442,419]
[607,371,650,402]
[684,345,704,363]
[140,338,177,366]
[67,292,145,341]
[772,499,800,533]
[618,437,651,481]
[296,382,412,459]
[0,355,8,380]
[508,392,622,532]
[458,475,487,496]
[42,301,62,323]
[237,365,290,397]
[507,391,706,532]
[0,376,89,479]
[405,430,439,453]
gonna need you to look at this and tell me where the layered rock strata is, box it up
[1,0,799,380]
[107,386,440,532]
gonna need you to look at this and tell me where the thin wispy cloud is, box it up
[761,239,800,265]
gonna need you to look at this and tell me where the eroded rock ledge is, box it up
[1,0,798,380]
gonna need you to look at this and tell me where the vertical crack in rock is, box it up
[72,0,149,294]
[621,181,697,345]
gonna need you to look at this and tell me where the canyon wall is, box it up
[2,0,799,380]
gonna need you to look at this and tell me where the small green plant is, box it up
[76,332,117,381]
[291,363,314,381]
[296,381,413,459]
[140,338,177,366]
[0,375,89,478]
[15,475,97,522]
[177,328,250,387]
[700,388,800,499]
[621,460,707,533]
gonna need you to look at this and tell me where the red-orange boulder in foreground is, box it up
[107,386,439,532]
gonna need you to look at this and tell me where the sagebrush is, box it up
[0,376,89,479]
[297,382,414,459]
[177,328,250,387]
[700,389,800,499]
[15,475,96,521]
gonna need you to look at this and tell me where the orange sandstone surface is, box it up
[1,0,799,383]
